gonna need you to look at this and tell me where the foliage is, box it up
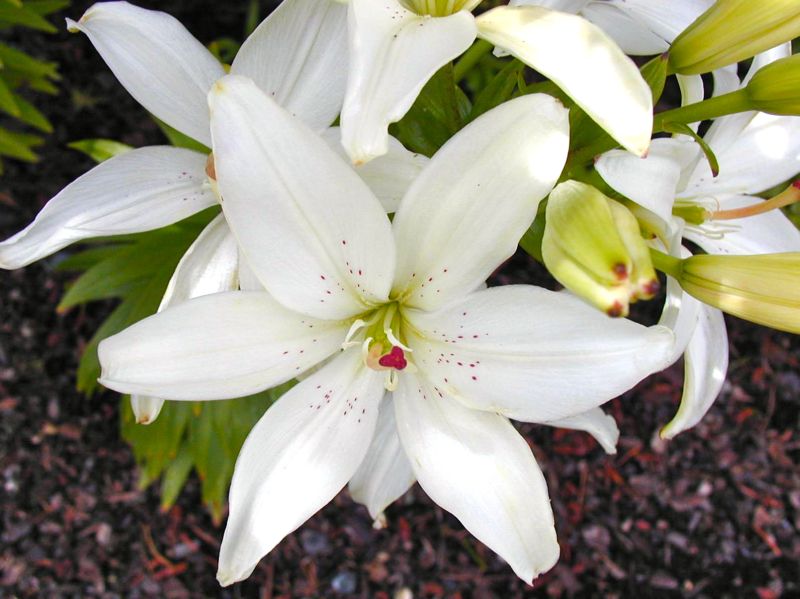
[0,0,68,173]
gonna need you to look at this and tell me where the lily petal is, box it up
[407,285,674,422]
[320,127,429,213]
[348,395,415,522]
[67,2,223,146]
[0,147,214,269]
[596,138,691,225]
[476,5,652,156]
[340,0,477,164]
[658,268,702,365]
[217,351,383,586]
[661,305,728,439]
[208,75,395,320]
[160,214,239,307]
[130,395,165,425]
[231,0,348,131]
[545,407,620,454]
[392,94,568,311]
[394,373,559,584]
[98,291,347,400]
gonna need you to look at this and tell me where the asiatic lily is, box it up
[594,43,800,437]
[98,75,674,585]
[340,0,653,164]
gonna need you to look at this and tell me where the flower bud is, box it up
[669,0,800,75]
[746,54,800,116]
[543,181,659,317]
[665,252,800,333]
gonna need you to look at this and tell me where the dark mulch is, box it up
[1,2,798,597]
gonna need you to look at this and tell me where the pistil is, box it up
[710,181,800,221]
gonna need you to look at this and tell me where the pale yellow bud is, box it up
[746,54,800,116]
[669,0,800,75]
[543,181,659,317]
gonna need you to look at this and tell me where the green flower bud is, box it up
[746,54,800,116]
[543,181,659,317]
[654,251,800,333]
[669,0,800,75]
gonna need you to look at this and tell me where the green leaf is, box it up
[11,93,52,132]
[0,43,59,80]
[661,121,720,177]
[467,59,523,123]
[0,73,21,117]
[55,245,127,272]
[159,445,194,510]
[24,0,70,17]
[153,116,209,154]
[0,126,41,161]
[68,138,133,163]
[389,63,466,157]
[0,2,57,32]
[640,53,669,106]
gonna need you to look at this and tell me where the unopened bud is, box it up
[543,181,659,317]
[657,252,800,333]
[669,0,800,75]
[746,54,800,116]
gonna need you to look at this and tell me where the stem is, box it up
[453,39,492,82]
[652,88,751,132]
[649,249,683,279]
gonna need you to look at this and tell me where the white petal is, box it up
[208,75,395,320]
[684,195,800,255]
[340,0,477,164]
[545,407,620,455]
[0,147,215,269]
[510,0,590,12]
[595,138,691,224]
[394,374,559,584]
[217,351,383,586]
[67,2,223,146]
[320,127,429,213]
[406,285,675,422]
[160,214,239,308]
[231,0,347,131]
[676,74,705,133]
[661,305,728,439]
[687,113,800,198]
[348,395,415,522]
[580,3,669,55]
[130,395,164,425]
[658,267,702,365]
[476,5,652,156]
[593,0,712,54]
[392,94,569,311]
[98,291,347,400]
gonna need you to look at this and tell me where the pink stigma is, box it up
[378,346,407,370]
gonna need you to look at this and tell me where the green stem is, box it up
[649,249,683,279]
[652,88,751,132]
[453,39,492,82]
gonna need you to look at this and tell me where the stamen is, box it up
[385,328,412,352]
[711,180,800,221]
[205,153,216,181]
[342,319,367,350]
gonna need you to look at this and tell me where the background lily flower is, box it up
[98,75,674,586]
[340,0,653,164]
[594,44,800,438]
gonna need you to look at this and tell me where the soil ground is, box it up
[1,2,798,597]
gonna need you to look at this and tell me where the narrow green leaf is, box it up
[159,445,194,510]
[24,0,71,17]
[0,74,21,117]
[55,245,129,272]
[0,3,57,32]
[468,59,523,122]
[662,121,720,177]
[0,126,41,161]
[0,43,59,80]
[68,138,133,163]
[153,116,209,154]
[641,53,669,105]
[11,93,52,132]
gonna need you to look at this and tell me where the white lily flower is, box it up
[511,0,713,55]
[340,0,653,164]
[595,44,800,437]
[99,75,674,585]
